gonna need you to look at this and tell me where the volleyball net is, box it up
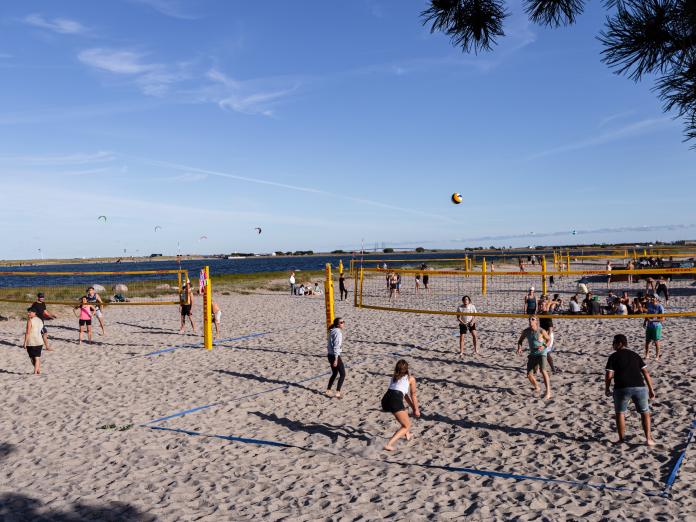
[354,266,696,319]
[0,269,190,306]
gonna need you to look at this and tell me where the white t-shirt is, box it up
[616,303,628,315]
[457,303,477,324]
[289,275,295,284]
[569,300,581,313]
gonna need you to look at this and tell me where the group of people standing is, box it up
[21,287,106,374]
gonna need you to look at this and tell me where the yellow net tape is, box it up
[0,269,189,306]
[356,266,696,319]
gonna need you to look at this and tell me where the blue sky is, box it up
[0,0,693,259]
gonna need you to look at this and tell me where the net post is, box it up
[482,258,487,296]
[566,252,570,275]
[542,256,547,295]
[353,262,358,307]
[339,259,344,275]
[359,267,364,306]
[202,266,213,350]
[324,263,335,336]
[643,248,647,257]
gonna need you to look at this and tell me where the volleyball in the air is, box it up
[451,193,463,204]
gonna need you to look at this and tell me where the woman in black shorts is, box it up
[179,280,197,334]
[381,359,420,451]
[23,308,44,374]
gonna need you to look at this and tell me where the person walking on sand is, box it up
[86,286,105,335]
[456,295,479,356]
[211,300,221,338]
[606,260,612,288]
[73,296,95,345]
[644,296,665,360]
[605,334,656,446]
[29,292,56,351]
[179,280,197,334]
[289,272,296,295]
[326,317,346,398]
[381,359,420,451]
[23,308,44,374]
[516,316,552,399]
[339,273,348,301]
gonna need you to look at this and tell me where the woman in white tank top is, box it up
[381,359,420,451]
[23,308,44,374]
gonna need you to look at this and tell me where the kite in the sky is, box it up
[199,235,208,241]
[254,227,262,235]
[572,230,577,235]
[154,225,162,232]
[98,215,107,223]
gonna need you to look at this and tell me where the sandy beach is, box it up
[0,288,694,520]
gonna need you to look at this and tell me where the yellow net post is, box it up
[541,256,547,295]
[566,252,571,274]
[643,248,647,257]
[324,263,335,335]
[482,258,487,296]
[339,259,344,275]
[359,267,364,306]
[202,266,213,350]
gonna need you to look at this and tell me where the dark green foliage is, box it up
[422,0,696,146]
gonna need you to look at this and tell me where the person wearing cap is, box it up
[179,279,196,334]
[644,295,665,360]
[523,287,537,315]
[29,292,56,351]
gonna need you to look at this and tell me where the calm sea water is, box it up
[0,248,617,288]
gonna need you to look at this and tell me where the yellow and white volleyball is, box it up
[451,193,463,204]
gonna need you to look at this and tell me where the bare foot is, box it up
[405,432,414,441]
[544,392,552,400]
[647,438,656,447]
[532,386,541,397]
[612,438,625,445]
[383,445,395,451]
[335,392,342,399]
[325,390,333,397]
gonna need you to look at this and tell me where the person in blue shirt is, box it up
[644,296,665,360]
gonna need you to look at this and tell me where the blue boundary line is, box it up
[136,329,692,499]
[662,418,696,496]
[139,332,271,358]
[140,333,452,425]
[144,424,663,497]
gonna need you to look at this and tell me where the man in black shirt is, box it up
[605,334,656,446]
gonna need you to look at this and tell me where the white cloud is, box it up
[598,110,637,129]
[78,48,157,74]
[527,117,675,160]
[140,158,456,222]
[78,48,189,97]
[206,68,298,116]
[128,0,200,20]
[0,151,115,166]
[159,172,209,182]
[24,14,88,35]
